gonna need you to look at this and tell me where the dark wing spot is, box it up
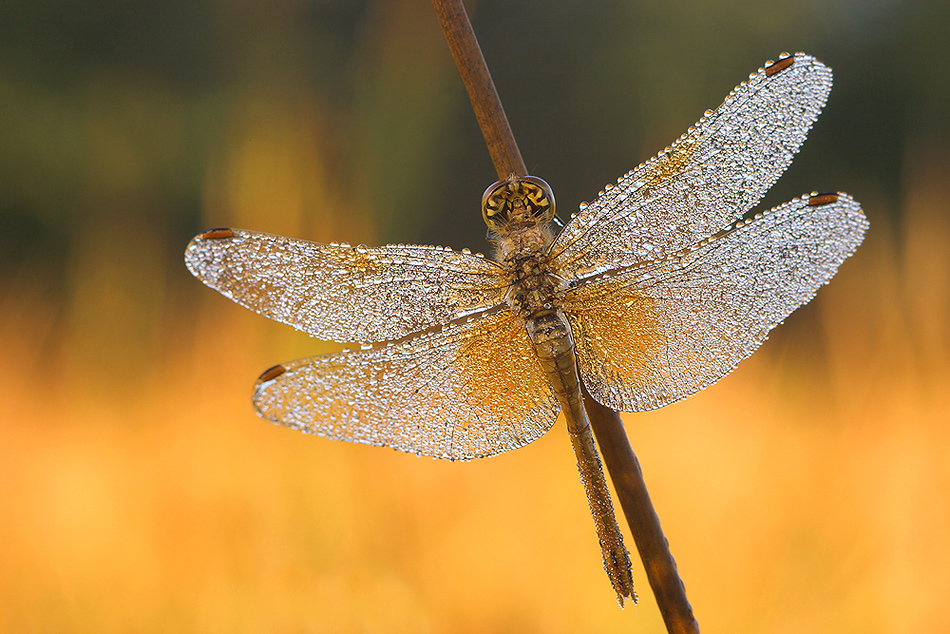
[258,364,287,382]
[200,228,235,240]
[808,193,839,206]
[765,55,795,77]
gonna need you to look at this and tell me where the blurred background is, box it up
[1,0,948,632]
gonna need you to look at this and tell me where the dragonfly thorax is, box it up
[501,228,563,316]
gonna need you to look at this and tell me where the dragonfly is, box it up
[185,52,867,605]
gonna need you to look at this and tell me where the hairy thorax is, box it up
[498,224,564,318]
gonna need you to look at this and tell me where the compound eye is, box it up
[481,175,556,233]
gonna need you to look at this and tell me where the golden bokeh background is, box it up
[2,0,948,632]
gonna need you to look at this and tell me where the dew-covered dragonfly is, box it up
[185,53,867,605]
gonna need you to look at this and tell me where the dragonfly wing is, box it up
[185,229,507,343]
[563,193,867,412]
[550,53,833,280]
[253,310,560,460]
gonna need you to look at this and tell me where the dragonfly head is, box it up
[482,175,556,236]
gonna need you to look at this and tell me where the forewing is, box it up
[564,193,867,412]
[550,53,833,280]
[253,311,560,460]
[185,229,507,343]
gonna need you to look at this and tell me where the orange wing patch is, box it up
[640,139,696,192]
[455,313,554,432]
[563,282,665,400]
[254,310,560,460]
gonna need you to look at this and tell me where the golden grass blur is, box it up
[2,44,948,628]
[4,152,949,632]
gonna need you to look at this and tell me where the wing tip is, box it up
[184,228,238,275]
[252,364,287,422]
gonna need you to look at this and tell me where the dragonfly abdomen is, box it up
[525,310,636,605]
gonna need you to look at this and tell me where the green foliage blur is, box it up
[3,0,946,268]
[3,0,948,399]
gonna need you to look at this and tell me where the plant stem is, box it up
[583,387,701,634]
[431,0,699,631]
[430,0,527,180]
